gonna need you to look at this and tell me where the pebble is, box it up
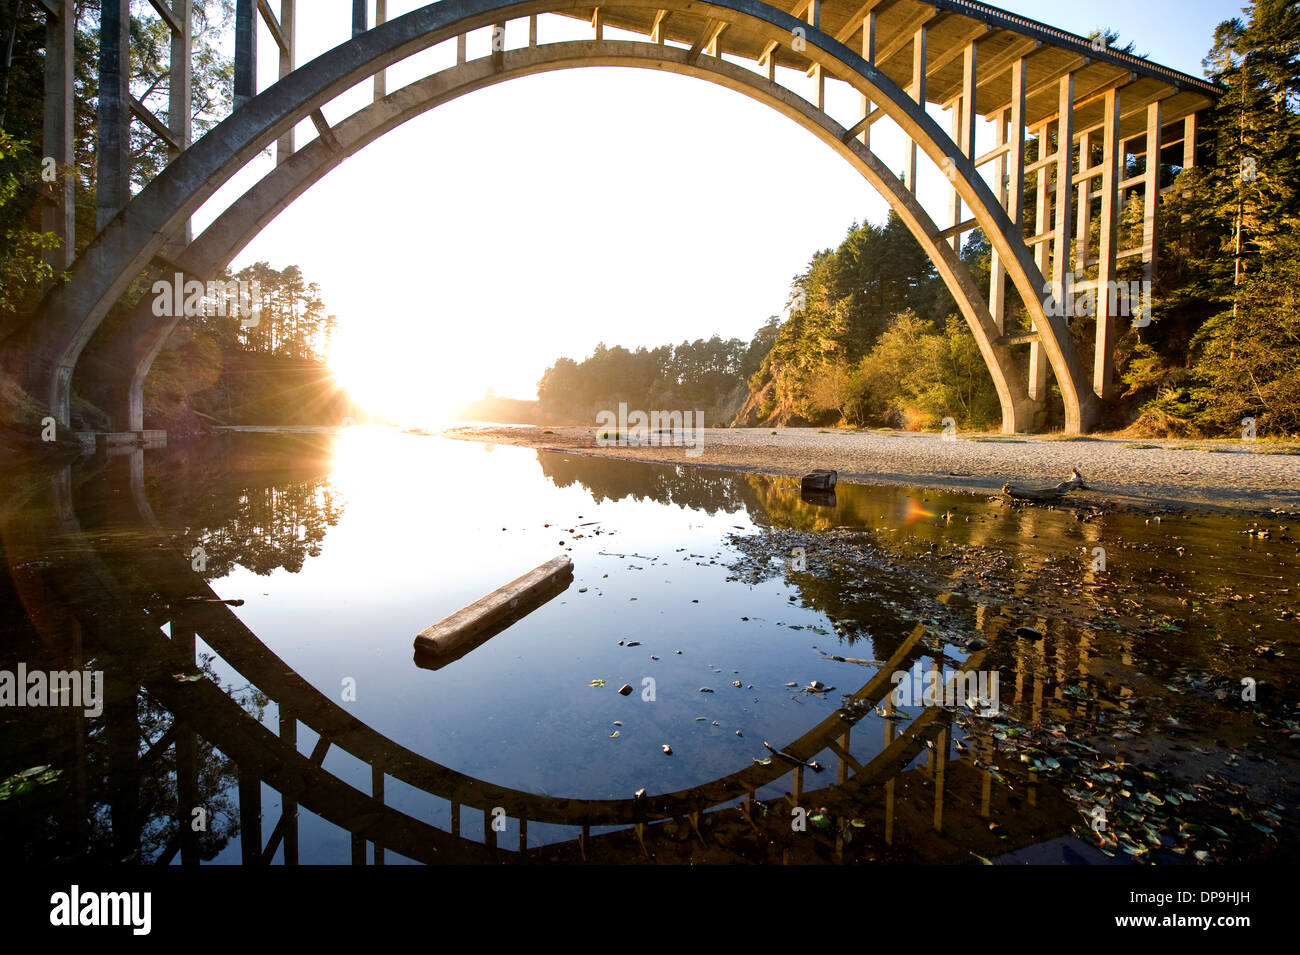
[618,683,634,695]
[662,745,672,755]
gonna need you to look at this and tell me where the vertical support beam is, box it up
[1075,130,1091,271]
[592,6,603,41]
[373,0,386,100]
[457,33,467,65]
[234,0,258,110]
[276,1,295,162]
[766,48,776,82]
[169,0,193,156]
[858,11,876,149]
[238,772,262,864]
[948,41,977,249]
[988,109,1008,333]
[173,619,199,865]
[883,697,896,845]
[1028,155,1050,401]
[351,0,366,36]
[492,22,506,69]
[42,0,75,275]
[372,765,385,865]
[1182,112,1197,170]
[907,26,927,193]
[1094,88,1121,398]
[1049,72,1074,325]
[279,710,298,864]
[806,1,822,109]
[1140,99,1162,323]
[96,0,132,231]
[932,727,947,832]
[651,10,666,44]
[1006,59,1026,231]
[989,60,1024,339]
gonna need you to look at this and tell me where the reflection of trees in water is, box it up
[122,653,267,864]
[0,594,263,863]
[537,452,764,517]
[534,452,951,655]
[192,483,344,577]
[142,433,345,578]
[723,525,947,655]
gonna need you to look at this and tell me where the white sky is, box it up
[193,0,1238,424]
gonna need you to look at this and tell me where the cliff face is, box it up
[730,377,817,428]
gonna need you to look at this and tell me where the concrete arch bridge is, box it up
[17,0,1219,436]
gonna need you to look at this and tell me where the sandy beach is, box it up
[443,425,1300,513]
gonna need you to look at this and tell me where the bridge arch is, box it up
[27,0,1097,434]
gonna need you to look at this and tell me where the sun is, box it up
[325,328,472,428]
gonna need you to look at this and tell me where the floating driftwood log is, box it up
[801,469,837,492]
[413,555,573,668]
[1001,467,1087,502]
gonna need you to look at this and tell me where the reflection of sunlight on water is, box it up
[904,497,935,523]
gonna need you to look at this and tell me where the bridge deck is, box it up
[559,0,1218,141]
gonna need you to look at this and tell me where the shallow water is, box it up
[0,429,1295,864]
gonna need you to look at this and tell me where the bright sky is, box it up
[195,0,1241,425]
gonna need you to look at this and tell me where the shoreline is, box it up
[441,425,1300,515]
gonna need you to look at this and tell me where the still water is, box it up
[1,429,1296,864]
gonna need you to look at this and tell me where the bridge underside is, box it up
[17,0,1218,436]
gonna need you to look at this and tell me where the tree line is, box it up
[536,332,777,425]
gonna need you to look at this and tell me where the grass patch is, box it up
[1121,443,1160,450]
[1251,445,1300,455]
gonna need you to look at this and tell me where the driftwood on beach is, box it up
[413,555,573,665]
[1001,467,1087,502]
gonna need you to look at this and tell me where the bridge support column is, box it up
[1027,137,1050,404]
[1043,74,1074,412]
[41,0,74,281]
[989,58,1026,341]
[275,1,297,161]
[905,26,926,193]
[857,10,876,150]
[96,0,131,232]
[1139,100,1162,326]
[1093,88,1121,399]
[373,1,386,99]
[234,0,258,108]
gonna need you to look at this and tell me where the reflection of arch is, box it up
[6,446,1103,861]
[28,0,1099,436]
[15,452,981,861]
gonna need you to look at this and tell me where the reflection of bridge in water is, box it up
[4,447,1091,864]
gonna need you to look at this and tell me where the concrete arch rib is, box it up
[28,0,1094,432]
[85,40,1037,433]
